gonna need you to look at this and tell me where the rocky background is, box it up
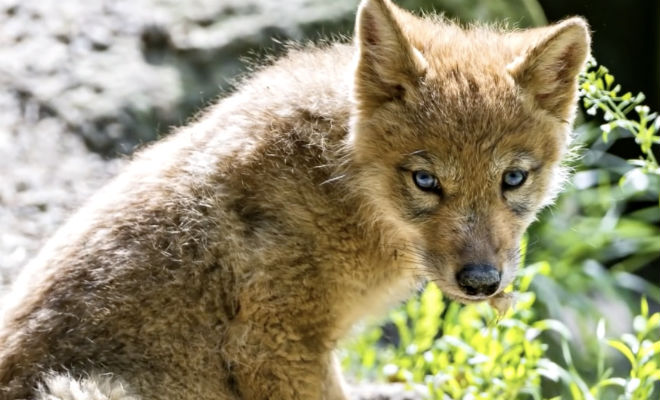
[1,0,654,397]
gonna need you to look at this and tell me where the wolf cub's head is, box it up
[348,0,590,303]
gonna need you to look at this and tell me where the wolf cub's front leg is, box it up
[323,353,350,400]
[35,373,139,400]
[229,346,347,400]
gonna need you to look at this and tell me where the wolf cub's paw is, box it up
[36,373,139,400]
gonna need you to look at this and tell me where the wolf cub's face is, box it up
[350,0,590,302]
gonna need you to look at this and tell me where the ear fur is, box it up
[507,17,591,121]
[353,0,427,113]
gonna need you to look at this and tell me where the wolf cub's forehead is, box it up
[414,24,520,72]
[402,147,541,177]
[412,71,530,141]
[416,30,523,103]
[423,61,518,107]
[415,59,522,122]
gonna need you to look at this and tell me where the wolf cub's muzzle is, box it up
[456,263,501,297]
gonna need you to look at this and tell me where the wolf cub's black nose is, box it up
[456,264,500,296]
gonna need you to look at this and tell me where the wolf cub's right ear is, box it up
[353,0,427,114]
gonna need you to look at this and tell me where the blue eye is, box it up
[413,170,439,192]
[502,170,527,189]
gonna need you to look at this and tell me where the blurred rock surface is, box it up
[0,0,543,155]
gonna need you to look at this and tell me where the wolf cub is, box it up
[0,0,589,398]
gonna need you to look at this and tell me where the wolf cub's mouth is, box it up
[447,291,497,304]
[439,281,515,315]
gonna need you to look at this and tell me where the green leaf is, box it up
[608,339,637,367]
[414,282,443,350]
[595,377,627,389]
[596,319,606,341]
[533,319,572,340]
[569,382,584,400]
[641,296,649,318]
[604,73,615,88]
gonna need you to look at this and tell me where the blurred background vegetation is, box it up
[340,1,660,399]
[0,0,658,399]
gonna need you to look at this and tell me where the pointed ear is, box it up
[507,18,591,121]
[353,0,427,112]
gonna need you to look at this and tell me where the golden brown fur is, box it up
[0,0,590,398]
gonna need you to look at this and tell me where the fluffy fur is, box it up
[0,0,590,398]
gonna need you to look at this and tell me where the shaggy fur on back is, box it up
[0,0,590,398]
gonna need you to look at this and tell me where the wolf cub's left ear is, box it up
[508,17,591,122]
[353,0,427,114]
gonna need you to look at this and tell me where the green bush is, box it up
[342,271,660,399]
[341,60,660,400]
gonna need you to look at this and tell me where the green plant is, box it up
[580,57,659,180]
[529,58,660,281]
[342,276,660,399]
[342,258,562,399]
[593,297,660,400]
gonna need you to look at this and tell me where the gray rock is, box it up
[0,92,123,293]
[350,382,428,400]
[0,0,358,155]
[0,0,544,156]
